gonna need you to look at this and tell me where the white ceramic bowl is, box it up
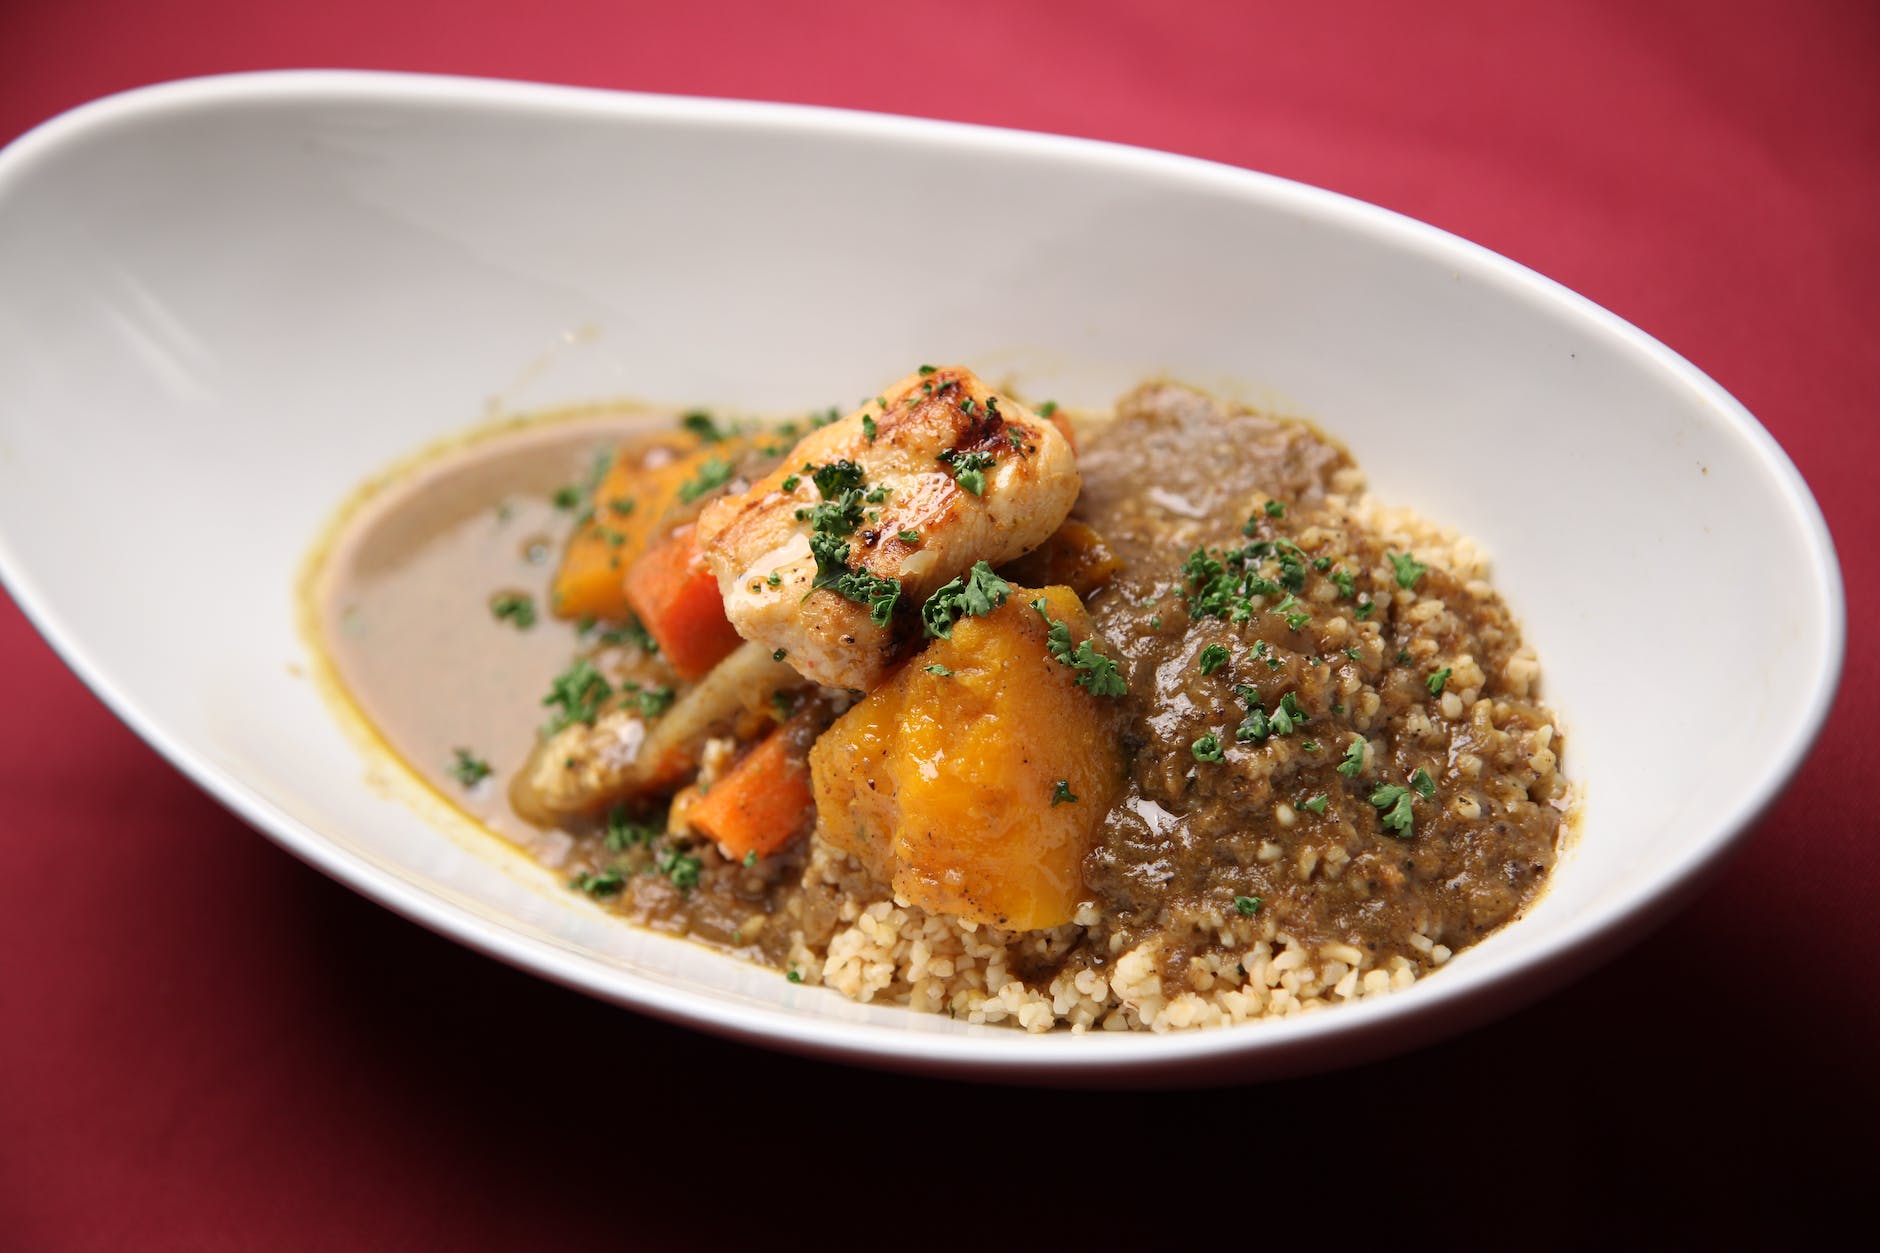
[0,72,1842,1083]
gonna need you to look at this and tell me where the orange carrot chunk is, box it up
[623,522,745,680]
[687,729,816,861]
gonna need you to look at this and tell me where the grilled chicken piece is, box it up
[695,366,1080,690]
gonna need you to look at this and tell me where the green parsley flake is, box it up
[1264,499,1286,518]
[551,484,582,511]
[681,410,726,442]
[1036,400,1059,417]
[1388,551,1428,589]
[924,663,953,677]
[1337,736,1366,777]
[608,497,636,517]
[781,474,801,493]
[766,571,783,588]
[918,364,937,376]
[897,529,921,545]
[937,449,996,496]
[603,807,661,851]
[678,456,735,503]
[773,648,787,661]
[1330,568,1356,598]
[1369,783,1417,838]
[1198,643,1231,675]
[786,968,804,983]
[1051,779,1078,806]
[654,843,702,891]
[808,532,903,626]
[743,850,758,867]
[1192,732,1226,763]
[490,592,537,629]
[811,459,866,498]
[862,414,879,441]
[1301,794,1330,815]
[1031,598,1128,697]
[1427,667,1452,695]
[541,658,612,736]
[447,748,492,788]
[1234,895,1263,917]
[634,685,676,718]
[922,562,1011,638]
[1410,767,1436,800]
[570,868,626,898]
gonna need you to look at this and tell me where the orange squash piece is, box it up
[809,585,1123,931]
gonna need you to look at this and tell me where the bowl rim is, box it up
[0,69,1847,1081]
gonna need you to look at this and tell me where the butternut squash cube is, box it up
[809,585,1122,930]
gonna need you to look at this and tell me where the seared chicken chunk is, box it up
[695,366,1079,690]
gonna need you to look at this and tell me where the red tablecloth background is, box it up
[2,1,1873,1247]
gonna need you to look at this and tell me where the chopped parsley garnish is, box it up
[1286,612,1311,631]
[786,968,804,983]
[570,868,626,898]
[1051,779,1078,806]
[1369,783,1416,838]
[1337,736,1366,777]
[781,474,801,493]
[896,529,921,545]
[1426,667,1452,695]
[861,414,879,441]
[811,459,866,498]
[766,571,783,587]
[654,843,702,891]
[1234,895,1263,917]
[603,807,661,851]
[924,663,953,677]
[1198,643,1231,675]
[922,562,1011,638]
[1354,599,1377,620]
[678,456,735,503]
[1388,551,1428,589]
[1300,793,1330,815]
[447,748,492,787]
[771,689,798,718]
[1031,598,1128,697]
[937,448,996,496]
[743,850,758,867]
[541,658,612,735]
[551,484,582,510]
[490,592,537,629]
[1410,767,1436,799]
[1036,400,1058,417]
[807,489,865,536]
[1236,688,1308,743]
[1192,733,1226,763]
[1302,741,1319,751]
[1264,499,1285,518]
[1345,646,1363,662]
[1330,568,1356,598]
[681,410,726,442]
[772,648,787,661]
[1397,649,1412,664]
[918,364,937,375]
[634,685,676,718]
[597,615,659,653]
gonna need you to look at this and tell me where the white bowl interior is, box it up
[0,74,1841,1079]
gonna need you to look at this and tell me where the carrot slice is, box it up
[688,728,816,861]
[622,522,745,680]
[551,440,731,622]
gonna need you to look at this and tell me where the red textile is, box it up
[1,2,1872,1246]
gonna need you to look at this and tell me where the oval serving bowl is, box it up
[0,72,1843,1084]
